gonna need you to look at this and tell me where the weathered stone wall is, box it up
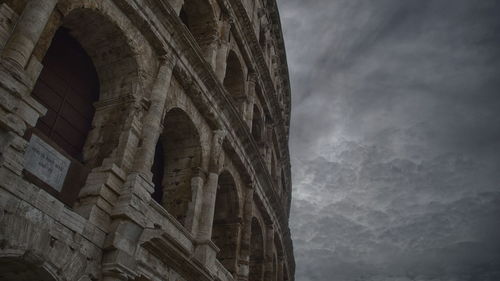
[0,0,294,280]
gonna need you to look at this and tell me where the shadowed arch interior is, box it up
[223,50,246,104]
[29,24,100,207]
[211,170,241,274]
[249,217,265,281]
[59,9,142,168]
[32,27,99,162]
[152,108,202,226]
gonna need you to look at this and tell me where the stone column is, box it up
[215,15,232,80]
[97,54,177,278]
[237,184,254,281]
[1,0,57,69]
[194,129,226,271]
[183,167,206,234]
[132,54,177,178]
[196,129,226,240]
[244,72,257,128]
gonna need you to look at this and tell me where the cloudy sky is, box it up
[277,0,500,280]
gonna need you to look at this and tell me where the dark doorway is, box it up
[32,27,99,162]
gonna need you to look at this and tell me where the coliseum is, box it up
[0,0,294,280]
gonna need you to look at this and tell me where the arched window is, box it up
[28,27,99,206]
[151,108,202,227]
[223,50,246,108]
[211,171,240,274]
[249,218,265,281]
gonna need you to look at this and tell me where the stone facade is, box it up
[0,0,294,280]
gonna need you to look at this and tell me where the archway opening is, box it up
[27,8,141,207]
[211,171,240,274]
[249,218,264,281]
[223,50,246,106]
[28,26,99,206]
[151,140,165,203]
[32,27,99,162]
[152,108,202,226]
[62,8,142,168]
[180,0,217,57]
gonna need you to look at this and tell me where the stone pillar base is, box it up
[194,239,219,274]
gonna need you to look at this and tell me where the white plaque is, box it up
[24,135,71,191]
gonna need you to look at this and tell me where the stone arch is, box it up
[211,170,241,274]
[152,108,203,227]
[0,257,59,281]
[27,6,147,206]
[223,50,246,107]
[179,0,218,60]
[249,217,265,281]
[57,7,149,168]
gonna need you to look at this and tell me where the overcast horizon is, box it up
[278,0,500,280]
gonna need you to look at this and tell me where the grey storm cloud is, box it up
[277,0,500,280]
